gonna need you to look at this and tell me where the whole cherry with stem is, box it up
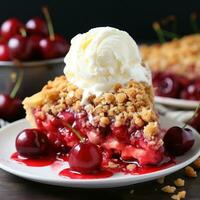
[0,61,24,121]
[0,18,24,40]
[8,28,33,60]
[26,17,48,36]
[39,6,69,59]
[66,123,102,174]
[163,105,199,156]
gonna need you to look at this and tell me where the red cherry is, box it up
[163,126,194,156]
[68,142,102,174]
[15,129,49,157]
[0,94,24,121]
[29,34,43,59]
[189,109,200,133]
[26,17,48,36]
[0,43,10,61]
[181,81,200,100]
[8,35,32,60]
[39,35,70,59]
[1,18,24,39]
[153,74,180,98]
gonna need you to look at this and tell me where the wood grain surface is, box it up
[0,168,199,200]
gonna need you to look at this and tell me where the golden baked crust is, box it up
[140,34,200,79]
[23,75,158,140]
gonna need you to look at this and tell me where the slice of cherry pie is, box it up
[140,34,200,100]
[23,27,165,172]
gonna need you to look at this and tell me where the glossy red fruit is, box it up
[29,34,43,59]
[1,18,24,39]
[0,43,10,61]
[111,125,128,141]
[68,142,102,174]
[26,17,48,36]
[39,35,70,59]
[0,94,24,121]
[153,74,180,98]
[8,35,32,60]
[15,129,49,157]
[181,81,200,100]
[189,110,200,133]
[163,126,194,156]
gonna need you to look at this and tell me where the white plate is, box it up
[155,96,199,109]
[0,117,200,188]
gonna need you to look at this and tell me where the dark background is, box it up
[1,0,199,42]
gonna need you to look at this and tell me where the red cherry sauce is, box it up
[11,152,68,167]
[59,168,113,179]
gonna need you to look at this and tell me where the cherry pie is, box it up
[23,75,165,170]
[140,34,200,100]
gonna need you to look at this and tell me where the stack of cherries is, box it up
[0,7,69,61]
[0,7,70,122]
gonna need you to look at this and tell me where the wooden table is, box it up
[0,168,199,200]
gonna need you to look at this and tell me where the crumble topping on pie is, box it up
[23,75,158,140]
[140,34,200,79]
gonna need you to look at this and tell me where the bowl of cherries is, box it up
[0,6,70,101]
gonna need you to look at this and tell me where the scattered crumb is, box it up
[193,157,200,169]
[126,164,136,171]
[171,191,186,200]
[174,178,185,187]
[129,189,134,194]
[157,176,165,184]
[161,185,176,193]
[185,166,197,178]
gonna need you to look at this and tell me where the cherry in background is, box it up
[181,81,200,100]
[0,42,10,61]
[0,18,24,40]
[26,17,48,36]
[39,34,69,59]
[8,34,32,60]
[153,73,180,98]
[0,94,23,121]
[39,6,70,59]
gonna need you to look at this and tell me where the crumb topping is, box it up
[174,178,185,187]
[171,191,186,200]
[184,166,197,178]
[193,157,200,169]
[140,34,200,79]
[161,185,176,193]
[23,75,158,140]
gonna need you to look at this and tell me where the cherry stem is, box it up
[10,60,24,98]
[65,122,85,143]
[19,28,27,37]
[190,13,199,33]
[153,22,166,44]
[42,6,55,41]
[183,103,200,128]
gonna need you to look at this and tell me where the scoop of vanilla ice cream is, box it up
[64,27,151,104]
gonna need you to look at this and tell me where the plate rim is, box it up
[155,96,199,109]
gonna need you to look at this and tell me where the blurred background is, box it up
[1,0,199,42]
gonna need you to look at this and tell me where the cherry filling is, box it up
[34,109,164,170]
[153,72,200,100]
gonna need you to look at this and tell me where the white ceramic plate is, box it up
[0,117,200,188]
[155,96,199,109]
